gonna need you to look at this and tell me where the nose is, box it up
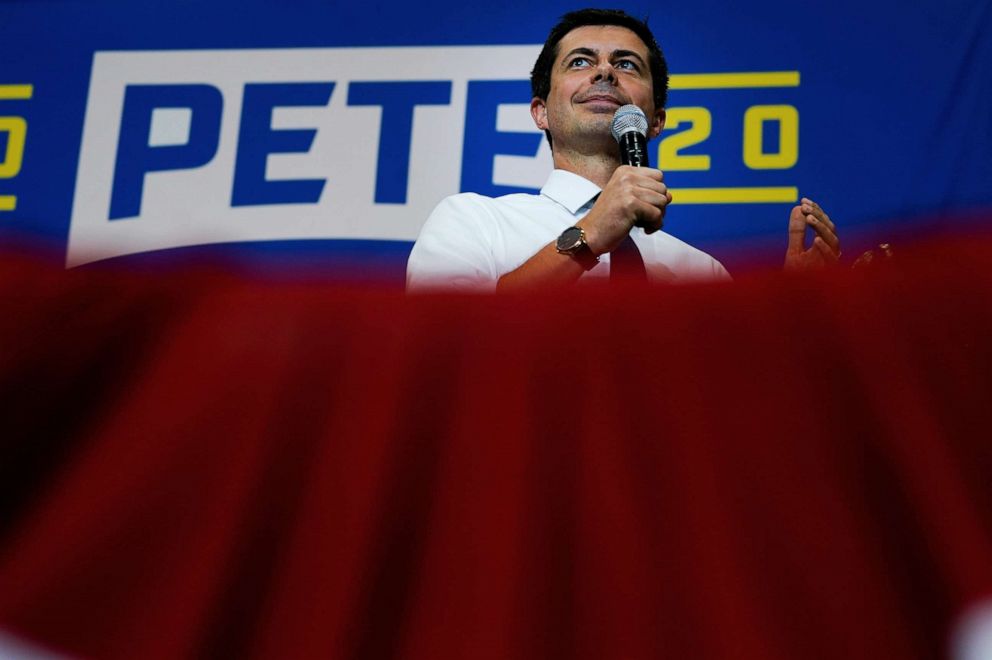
[592,61,617,84]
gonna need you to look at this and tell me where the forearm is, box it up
[496,240,596,291]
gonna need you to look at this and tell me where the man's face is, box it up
[531,25,665,153]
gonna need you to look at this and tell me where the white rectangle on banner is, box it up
[67,46,546,266]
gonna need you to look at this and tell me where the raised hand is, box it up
[784,197,840,270]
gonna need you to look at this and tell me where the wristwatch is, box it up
[556,226,599,270]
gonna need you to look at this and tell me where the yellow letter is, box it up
[659,107,712,171]
[0,117,28,179]
[743,104,798,170]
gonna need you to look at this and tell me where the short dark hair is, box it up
[530,9,670,147]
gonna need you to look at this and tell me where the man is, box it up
[407,9,840,291]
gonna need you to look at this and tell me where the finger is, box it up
[619,165,662,181]
[801,201,834,233]
[801,198,835,233]
[633,199,665,233]
[630,178,667,196]
[631,174,667,198]
[631,187,670,209]
[802,197,827,217]
[806,213,841,254]
[787,205,806,255]
[813,236,839,262]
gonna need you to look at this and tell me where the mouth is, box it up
[579,94,623,106]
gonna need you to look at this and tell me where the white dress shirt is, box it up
[407,169,731,291]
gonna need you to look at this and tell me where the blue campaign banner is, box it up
[1,0,989,276]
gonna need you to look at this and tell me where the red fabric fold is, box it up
[1,232,991,659]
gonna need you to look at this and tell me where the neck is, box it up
[550,144,621,189]
[554,151,620,188]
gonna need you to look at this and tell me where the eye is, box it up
[615,60,639,71]
[568,57,592,67]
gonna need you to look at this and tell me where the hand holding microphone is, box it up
[577,104,672,256]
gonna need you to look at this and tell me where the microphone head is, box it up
[611,104,649,142]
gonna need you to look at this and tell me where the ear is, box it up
[531,97,548,131]
[647,108,666,140]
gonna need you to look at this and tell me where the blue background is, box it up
[1,0,990,277]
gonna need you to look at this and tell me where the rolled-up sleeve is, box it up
[407,194,500,292]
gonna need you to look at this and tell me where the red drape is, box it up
[1,233,991,659]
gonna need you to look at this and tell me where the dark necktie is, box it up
[611,233,647,282]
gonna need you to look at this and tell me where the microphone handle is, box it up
[618,131,649,167]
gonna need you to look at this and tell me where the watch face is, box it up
[557,226,583,252]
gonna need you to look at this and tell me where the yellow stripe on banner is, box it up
[670,187,799,204]
[0,196,16,212]
[0,84,34,100]
[670,72,800,90]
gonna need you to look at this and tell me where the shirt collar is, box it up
[540,169,602,215]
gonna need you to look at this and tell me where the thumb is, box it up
[787,205,806,255]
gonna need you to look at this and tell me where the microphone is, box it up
[609,104,652,280]
[611,104,650,167]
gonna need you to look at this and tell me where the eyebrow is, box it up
[560,47,647,68]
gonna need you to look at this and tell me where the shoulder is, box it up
[428,191,543,218]
[421,190,549,239]
[430,191,499,212]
